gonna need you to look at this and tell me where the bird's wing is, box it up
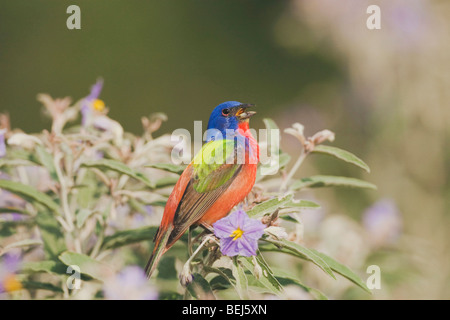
[167,139,243,245]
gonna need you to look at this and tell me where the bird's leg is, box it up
[180,234,215,286]
[188,226,209,256]
[188,226,194,256]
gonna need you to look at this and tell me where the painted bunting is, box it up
[145,101,259,277]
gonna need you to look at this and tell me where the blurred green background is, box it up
[1,0,449,299]
[0,0,338,133]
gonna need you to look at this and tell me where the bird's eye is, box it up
[222,108,230,116]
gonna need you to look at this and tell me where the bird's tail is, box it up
[145,226,173,278]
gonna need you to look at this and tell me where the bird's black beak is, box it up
[236,104,256,120]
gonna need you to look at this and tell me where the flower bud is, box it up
[252,257,263,280]
[311,129,335,145]
[284,122,306,144]
[179,263,194,287]
[264,226,288,240]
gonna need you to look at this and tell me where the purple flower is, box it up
[103,266,157,300]
[0,129,6,158]
[94,150,104,160]
[0,189,26,221]
[385,0,430,48]
[86,79,104,101]
[213,209,265,257]
[0,253,22,294]
[81,79,104,126]
[1,253,21,274]
[144,205,154,216]
[362,199,402,247]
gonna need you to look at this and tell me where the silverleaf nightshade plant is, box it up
[0,80,377,300]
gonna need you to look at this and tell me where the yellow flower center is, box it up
[93,99,105,112]
[230,227,244,241]
[4,274,22,292]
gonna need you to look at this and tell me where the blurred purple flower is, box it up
[363,199,402,247]
[0,253,22,294]
[0,189,27,221]
[0,129,6,158]
[132,213,145,223]
[1,253,21,273]
[5,212,23,222]
[213,208,265,257]
[94,150,104,160]
[385,0,431,48]
[103,266,157,300]
[81,79,104,126]
[87,79,104,101]
[144,205,154,216]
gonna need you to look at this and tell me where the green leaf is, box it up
[272,268,328,300]
[156,256,177,280]
[7,149,40,164]
[76,171,100,209]
[0,158,36,168]
[145,163,186,175]
[257,152,291,178]
[58,251,114,281]
[247,194,293,218]
[0,180,60,213]
[232,257,249,300]
[186,273,215,300]
[81,159,154,188]
[240,253,283,297]
[262,238,335,279]
[290,175,377,191]
[149,200,168,207]
[154,176,179,189]
[262,118,279,131]
[21,280,64,293]
[101,226,158,250]
[278,153,291,169]
[22,260,68,275]
[36,210,67,259]
[256,118,289,179]
[0,239,42,255]
[203,265,235,290]
[0,207,31,216]
[310,249,371,294]
[35,145,58,180]
[279,215,300,224]
[206,258,246,297]
[0,219,35,237]
[312,145,371,173]
[158,291,184,300]
[76,209,96,228]
[247,194,318,218]
[285,199,320,209]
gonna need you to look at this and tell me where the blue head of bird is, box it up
[206,101,255,142]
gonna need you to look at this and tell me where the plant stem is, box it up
[188,226,193,256]
[186,236,211,265]
[54,153,75,231]
[280,148,308,193]
[90,230,104,259]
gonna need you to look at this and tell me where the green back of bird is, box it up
[192,139,239,193]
